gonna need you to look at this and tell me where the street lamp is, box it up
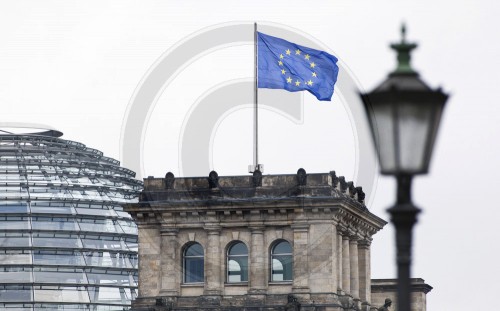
[360,24,448,311]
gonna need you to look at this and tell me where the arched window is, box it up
[227,241,248,283]
[271,240,293,282]
[183,243,204,283]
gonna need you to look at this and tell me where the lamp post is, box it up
[360,25,448,311]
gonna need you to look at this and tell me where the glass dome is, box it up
[0,130,142,310]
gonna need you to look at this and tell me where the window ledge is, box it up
[181,283,204,287]
[224,282,249,286]
[268,281,293,285]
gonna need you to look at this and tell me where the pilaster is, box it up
[349,235,360,299]
[204,226,222,295]
[249,226,266,294]
[160,227,179,296]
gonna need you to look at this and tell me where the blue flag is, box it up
[257,32,339,101]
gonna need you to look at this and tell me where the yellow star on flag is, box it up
[286,49,291,55]
[310,62,316,68]
[281,69,286,75]
[278,60,283,66]
[280,54,284,59]
[305,54,310,60]
[312,72,317,77]
[295,49,301,55]
[307,80,313,86]
[295,80,301,86]
[286,76,292,83]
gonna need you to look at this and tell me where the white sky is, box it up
[1,1,499,309]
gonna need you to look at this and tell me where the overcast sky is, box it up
[1,1,499,310]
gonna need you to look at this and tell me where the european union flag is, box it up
[257,32,339,101]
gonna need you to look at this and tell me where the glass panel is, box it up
[84,252,134,269]
[0,217,30,230]
[34,271,87,285]
[117,220,137,234]
[88,286,129,305]
[0,204,29,214]
[115,211,133,219]
[123,238,137,252]
[397,101,433,172]
[30,206,73,215]
[34,287,90,303]
[87,273,134,286]
[0,304,33,311]
[184,257,204,283]
[273,241,292,254]
[185,243,203,256]
[81,238,123,250]
[33,251,85,266]
[31,217,78,231]
[272,258,284,281]
[32,235,81,249]
[228,242,247,255]
[371,102,397,173]
[271,255,293,281]
[0,286,32,302]
[78,219,118,233]
[0,250,32,265]
[228,258,248,282]
[75,208,115,217]
[0,271,32,283]
[0,235,30,247]
[227,242,248,282]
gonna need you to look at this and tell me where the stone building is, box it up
[124,169,431,311]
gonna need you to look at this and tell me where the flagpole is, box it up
[253,22,259,171]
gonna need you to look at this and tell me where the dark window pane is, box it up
[273,241,292,254]
[185,243,203,257]
[271,241,293,282]
[228,242,247,256]
[184,258,204,283]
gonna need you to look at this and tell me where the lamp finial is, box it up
[390,23,418,75]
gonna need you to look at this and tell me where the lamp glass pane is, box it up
[397,102,433,172]
[371,102,397,173]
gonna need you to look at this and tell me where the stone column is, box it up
[249,226,266,294]
[349,236,359,299]
[331,224,338,291]
[342,233,350,294]
[160,227,179,296]
[204,227,222,295]
[358,239,372,306]
[336,228,343,292]
[291,224,310,293]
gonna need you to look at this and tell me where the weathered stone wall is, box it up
[371,279,432,311]
[125,171,391,310]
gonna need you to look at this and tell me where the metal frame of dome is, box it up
[0,132,142,310]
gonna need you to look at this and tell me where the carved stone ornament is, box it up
[252,169,262,187]
[339,176,347,193]
[330,170,339,188]
[207,170,219,189]
[296,168,307,186]
[356,186,365,203]
[348,182,357,198]
[285,294,301,311]
[164,172,175,189]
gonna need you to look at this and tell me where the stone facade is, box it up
[371,279,432,311]
[124,170,431,311]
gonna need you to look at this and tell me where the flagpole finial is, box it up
[390,23,418,75]
[401,23,406,43]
